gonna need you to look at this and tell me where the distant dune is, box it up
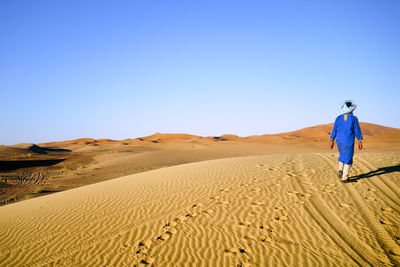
[38,122,400,146]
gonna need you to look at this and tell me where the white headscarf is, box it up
[340,100,357,115]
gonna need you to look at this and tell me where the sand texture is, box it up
[1,123,398,206]
[0,152,399,266]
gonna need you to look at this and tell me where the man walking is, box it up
[330,100,363,183]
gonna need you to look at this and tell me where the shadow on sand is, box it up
[347,164,400,182]
[0,159,65,172]
[26,145,71,154]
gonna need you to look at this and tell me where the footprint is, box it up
[157,233,170,241]
[136,246,149,255]
[219,188,230,193]
[286,171,296,177]
[141,256,155,264]
[164,221,177,227]
[365,196,375,201]
[238,247,248,254]
[186,212,198,217]
[166,228,177,235]
[239,220,251,227]
[325,183,336,187]
[339,203,351,208]
[259,225,273,232]
[139,240,152,248]
[210,196,220,200]
[274,215,288,221]
[192,203,204,208]
[379,219,393,225]
[202,209,214,214]
[224,247,238,254]
[175,215,187,222]
[381,207,392,212]
[260,236,273,242]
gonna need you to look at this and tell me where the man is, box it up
[330,100,363,183]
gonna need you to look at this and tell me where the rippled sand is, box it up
[1,152,399,266]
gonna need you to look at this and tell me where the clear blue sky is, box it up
[1,0,399,145]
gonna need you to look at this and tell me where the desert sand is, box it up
[1,122,399,206]
[0,123,400,266]
[0,151,399,266]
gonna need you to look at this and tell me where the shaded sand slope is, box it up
[0,152,399,266]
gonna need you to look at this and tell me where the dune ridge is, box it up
[1,152,399,266]
[37,122,400,146]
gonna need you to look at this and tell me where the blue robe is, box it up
[330,114,363,165]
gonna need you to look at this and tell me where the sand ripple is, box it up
[0,152,399,266]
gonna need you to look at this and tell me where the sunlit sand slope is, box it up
[0,152,399,266]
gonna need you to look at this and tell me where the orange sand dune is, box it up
[137,133,202,143]
[255,122,400,141]
[38,122,400,147]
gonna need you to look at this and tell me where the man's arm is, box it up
[330,117,338,149]
[354,116,363,150]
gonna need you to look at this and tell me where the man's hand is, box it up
[330,140,334,149]
[358,141,363,150]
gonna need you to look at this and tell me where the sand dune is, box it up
[37,122,400,146]
[1,152,399,266]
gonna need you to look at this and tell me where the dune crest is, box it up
[36,122,400,146]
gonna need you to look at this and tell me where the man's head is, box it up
[340,100,357,115]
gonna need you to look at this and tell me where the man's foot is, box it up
[338,170,343,178]
[341,176,350,183]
